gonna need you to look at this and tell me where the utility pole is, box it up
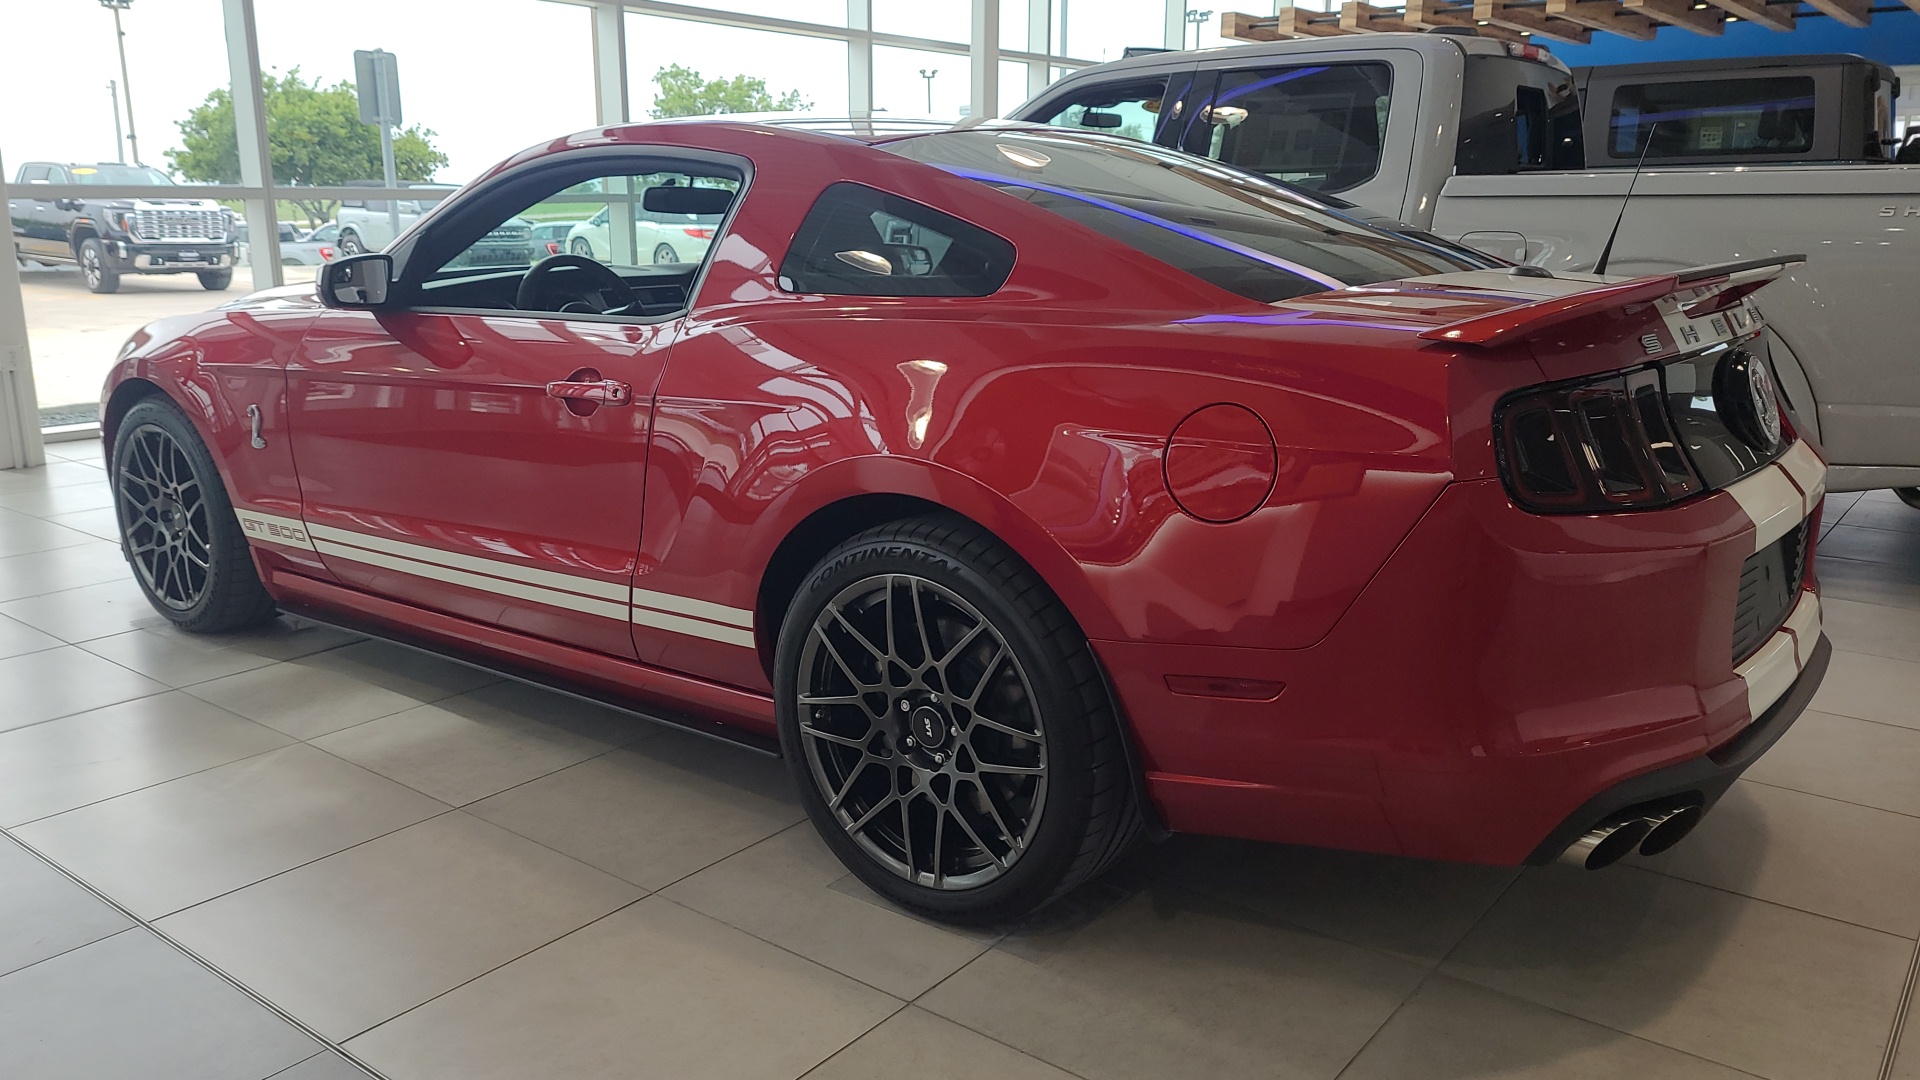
[919,68,938,115]
[100,1,140,165]
[108,81,124,163]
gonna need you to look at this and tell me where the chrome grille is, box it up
[482,225,532,243]
[1733,521,1807,665]
[129,209,226,243]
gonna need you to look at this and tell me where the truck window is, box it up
[1030,77,1174,145]
[1458,56,1583,174]
[19,165,50,183]
[1194,63,1392,195]
[1607,77,1816,159]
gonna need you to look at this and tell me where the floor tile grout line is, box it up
[1740,775,1920,824]
[1881,934,1920,1080]
[4,736,294,831]
[0,824,389,1080]
[1628,850,1920,943]
[902,953,1103,1080]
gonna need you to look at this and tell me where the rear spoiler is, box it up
[1418,255,1805,348]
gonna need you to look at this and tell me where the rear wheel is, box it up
[570,237,595,258]
[79,238,119,293]
[1895,488,1920,511]
[653,243,677,264]
[112,398,276,633]
[197,269,232,291]
[776,515,1140,924]
[338,229,366,256]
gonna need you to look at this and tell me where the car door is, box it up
[1182,51,1423,221]
[14,164,66,259]
[286,153,743,659]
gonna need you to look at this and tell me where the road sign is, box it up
[353,49,401,128]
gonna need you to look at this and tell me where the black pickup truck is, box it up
[9,162,238,293]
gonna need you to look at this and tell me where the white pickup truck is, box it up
[1011,34,1920,495]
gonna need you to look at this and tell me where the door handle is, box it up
[545,378,632,406]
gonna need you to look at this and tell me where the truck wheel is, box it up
[197,269,233,291]
[1895,488,1920,511]
[653,243,678,264]
[775,515,1142,925]
[111,397,277,633]
[79,238,119,294]
[339,229,365,256]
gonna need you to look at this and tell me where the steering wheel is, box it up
[515,253,636,314]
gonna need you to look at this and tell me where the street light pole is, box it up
[919,68,938,115]
[100,1,140,165]
[108,81,124,163]
[1185,8,1214,49]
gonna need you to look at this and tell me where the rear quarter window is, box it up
[1607,76,1816,159]
[778,182,1016,298]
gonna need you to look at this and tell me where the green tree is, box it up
[167,68,448,226]
[648,64,808,119]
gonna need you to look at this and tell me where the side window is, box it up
[1197,63,1393,194]
[779,182,1015,298]
[20,165,50,183]
[1608,77,1816,159]
[1034,77,1173,144]
[1458,56,1583,174]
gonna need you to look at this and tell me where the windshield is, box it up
[68,164,173,185]
[878,128,1480,302]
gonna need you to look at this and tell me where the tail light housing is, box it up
[1495,366,1702,513]
[683,227,714,239]
[546,240,561,255]
[319,245,335,261]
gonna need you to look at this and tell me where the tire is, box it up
[570,237,595,259]
[197,269,233,291]
[776,515,1141,924]
[1896,488,1920,511]
[338,229,365,256]
[111,397,277,633]
[79,237,119,293]
[653,243,678,264]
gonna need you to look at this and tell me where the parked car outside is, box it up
[9,161,236,292]
[529,221,576,259]
[280,222,340,266]
[101,121,1826,924]
[564,203,717,264]
[334,183,457,254]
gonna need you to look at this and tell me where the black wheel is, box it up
[570,237,595,259]
[776,515,1141,924]
[112,398,276,633]
[1896,487,1920,511]
[653,243,678,264]
[338,229,365,256]
[197,269,232,291]
[80,237,119,293]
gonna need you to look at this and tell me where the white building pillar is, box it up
[592,1,631,125]
[0,149,47,471]
[970,0,1001,120]
[1027,0,1052,99]
[1164,0,1188,49]
[848,0,873,120]
[222,0,281,287]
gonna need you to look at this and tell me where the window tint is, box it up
[1197,63,1392,193]
[20,165,50,183]
[1034,77,1172,144]
[1458,57,1583,174]
[1608,77,1816,159]
[779,182,1016,298]
[880,129,1480,304]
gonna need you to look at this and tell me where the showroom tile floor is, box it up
[2,439,1919,1080]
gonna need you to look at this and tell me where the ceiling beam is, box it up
[1619,0,1724,35]
[1401,0,1527,41]
[1473,0,1593,43]
[1799,0,1871,26]
[1341,1,1420,32]
[1220,10,1285,40]
[1544,0,1659,39]
[1700,0,1793,31]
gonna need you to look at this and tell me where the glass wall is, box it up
[4,0,1109,434]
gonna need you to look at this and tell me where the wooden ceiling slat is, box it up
[1799,0,1872,27]
[1341,1,1421,32]
[1472,0,1595,43]
[1619,0,1725,36]
[1399,0,1526,39]
[1544,0,1659,40]
[1698,0,1794,31]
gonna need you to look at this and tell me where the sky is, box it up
[0,0,1237,186]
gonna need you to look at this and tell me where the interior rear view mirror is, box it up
[1079,111,1125,129]
[643,186,734,216]
[320,253,393,309]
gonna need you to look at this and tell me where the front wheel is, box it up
[338,229,365,256]
[1896,488,1920,511]
[80,237,119,293]
[653,243,678,264]
[776,516,1141,924]
[570,237,595,259]
[112,398,277,633]
[197,269,232,291]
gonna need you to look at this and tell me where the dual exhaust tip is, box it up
[1559,805,1703,871]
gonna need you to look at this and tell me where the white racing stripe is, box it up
[236,506,755,648]
[1722,442,1827,721]
[1774,441,1826,518]
[1723,464,1805,554]
[1736,590,1821,721]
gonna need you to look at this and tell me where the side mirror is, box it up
[320,253,393,309]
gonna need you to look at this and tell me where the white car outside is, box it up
[564,204,717,265]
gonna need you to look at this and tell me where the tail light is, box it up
[683,228,714,239]
[546,241,561,254]
[319,246,335,261]
[1495,367,1702,513]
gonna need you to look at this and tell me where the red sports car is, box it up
[103,121,1827,922]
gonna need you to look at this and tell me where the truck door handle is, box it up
[545,378,631,406]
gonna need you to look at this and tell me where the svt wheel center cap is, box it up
[909,704,948,750]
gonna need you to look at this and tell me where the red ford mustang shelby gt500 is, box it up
[102,122,1827,922]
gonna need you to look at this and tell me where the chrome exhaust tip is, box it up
[1637,805,1704,857]
[1559,818,1654,870]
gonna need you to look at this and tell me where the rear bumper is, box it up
[1096,441,1827,865]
